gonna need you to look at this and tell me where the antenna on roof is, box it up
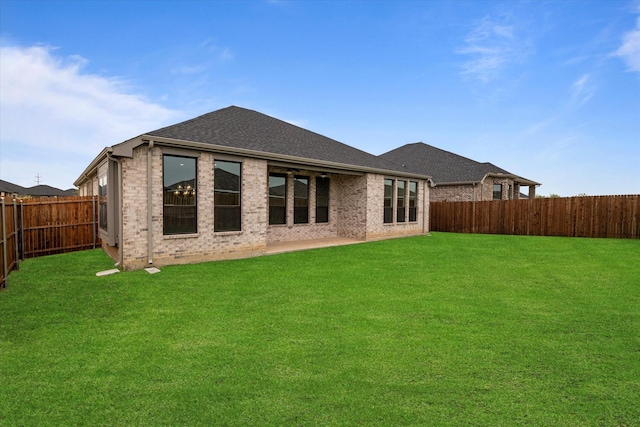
[35,173,43,185]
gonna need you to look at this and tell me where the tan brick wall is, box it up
[364,174,428,240]
[266,169,340,244]
[335,174,368,240]
[120,145,269,270]
[432,177,525,202]
[431,184,477,202]
[116,145,431,270]
[120,144,150,268]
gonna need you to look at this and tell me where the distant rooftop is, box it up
[380,142,539,186]
[0,180,76,197]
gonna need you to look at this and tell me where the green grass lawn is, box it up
[1,233,639,426]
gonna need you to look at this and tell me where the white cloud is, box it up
[571,74,595,105]
[0,44,180,189]
[458,14,533,83]
[616,16,640,72]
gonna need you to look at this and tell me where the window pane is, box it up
[493,184,502,200]
[397,180,406,222]
[215,160,241,232]
[294,176,309,224]
[269,174,286,225]
[316,177,329,223]
[384,179,394,223]
[164,155,197,234]
[409,181,417,222]
[98,163,108,231]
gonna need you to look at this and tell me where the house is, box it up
[74,106,432,271]
[379,142,540,202]
[0,179,76,198]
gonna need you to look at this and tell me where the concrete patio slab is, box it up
[266,237,362,255]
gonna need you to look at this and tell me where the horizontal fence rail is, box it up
[0,196,100,287]
[430,195,640,239]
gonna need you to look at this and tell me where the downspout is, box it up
[117,157,124,268]
[147,140,154,265]
[423,180,429,234]
[472,183,477,233]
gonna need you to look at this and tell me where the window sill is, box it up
[163,233,199,240]
[214,230,243,236]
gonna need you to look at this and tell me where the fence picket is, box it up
[0,196,100,287]
[430,195,640,239]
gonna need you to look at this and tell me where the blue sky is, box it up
[1,0,638,196]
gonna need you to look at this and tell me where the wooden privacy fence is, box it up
[430,195,640,238]
[0,196,100,288]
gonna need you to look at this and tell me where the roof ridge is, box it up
[144,105,238,135]
[227,106,397,162]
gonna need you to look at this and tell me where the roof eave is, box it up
[73,147,112,187]
[434,180,482,187]
[141,135,432,180]
[484,172,541,186]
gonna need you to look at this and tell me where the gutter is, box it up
[484,173,541,186]
[139,135,432,181]
[433,180,482,187]
[73,147,112,187]
[435,174,541,188]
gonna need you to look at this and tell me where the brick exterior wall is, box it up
[120,146,269,270]
[364,174,429,240]
[101,143,430,270]
[335,174,368,240]
[266,167,339,243]
[431,177,530,202]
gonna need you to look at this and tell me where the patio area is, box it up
[265,237,362,255]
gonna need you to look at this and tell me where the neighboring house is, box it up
[0,179,76,198]
[75,106,432,271]
[380,142,540,202]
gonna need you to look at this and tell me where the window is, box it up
[214,160,241,232]
[409,181,417,222]
[163,155,197,234]
[98,163,108,231]
[294,176,309,224]
[269,174,287,225]
[384,179,394,223]
[493,184,502,200]
[315,176,329,223]
[397,180,406,222]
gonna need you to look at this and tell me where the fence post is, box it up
[92,195,96,249]
[20,200,25,260]
[1,197,7,288]
[13,199,19,271]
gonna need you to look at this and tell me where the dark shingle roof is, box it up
[0,179,25,195]
[380,142,538,185]
[0,180,74,197]
[146,106,414,175]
